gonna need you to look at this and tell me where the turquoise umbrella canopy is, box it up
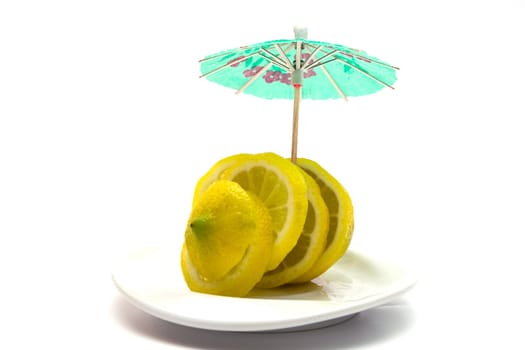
[200,27,398,161]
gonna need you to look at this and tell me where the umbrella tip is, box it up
[293,25,308,40]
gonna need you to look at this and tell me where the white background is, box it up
[1,0,524,349]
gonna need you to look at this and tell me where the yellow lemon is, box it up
[181,180,273,297]
[292,158,354,283]
[256,169,329,288]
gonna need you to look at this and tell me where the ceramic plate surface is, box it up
[112,244,416,332]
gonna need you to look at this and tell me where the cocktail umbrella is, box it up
[200,27,398,163]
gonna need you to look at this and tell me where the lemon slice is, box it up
[220,152,308,270]
[181,180,273,297]
[256,169,329,288]
[292,158,354,283]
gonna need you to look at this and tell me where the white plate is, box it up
[112,244,417,332]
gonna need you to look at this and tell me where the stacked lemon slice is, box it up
[181,152,354,297]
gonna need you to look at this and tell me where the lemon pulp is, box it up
[256,169,329,288]
[220,152,308,270]
[292,158,354,283]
